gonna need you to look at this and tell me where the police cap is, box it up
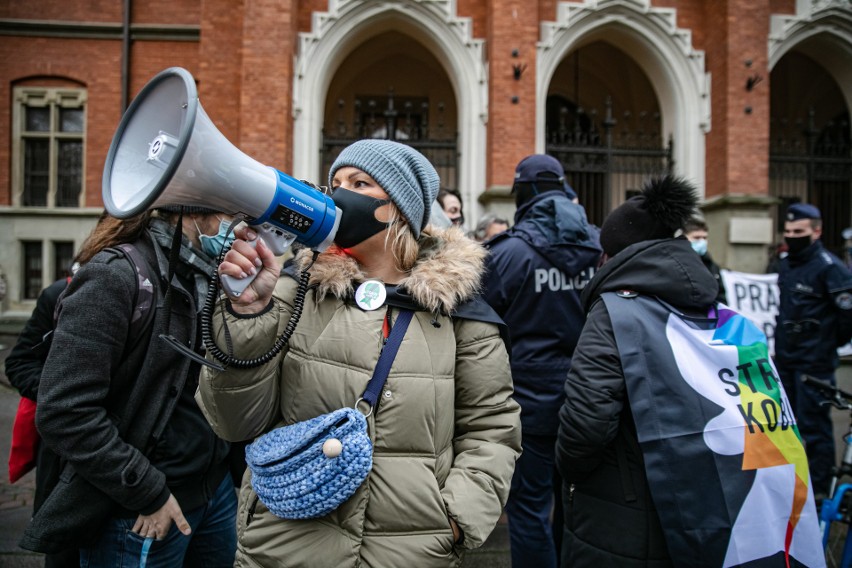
[786,203,821,222]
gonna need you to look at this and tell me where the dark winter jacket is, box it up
[5,278,68,400]
[775,239,852,373]
[700,251,727,304]
[4,278,68,515]
[482,190,601,434]
[22,222,230,553]
[555,237,718,567]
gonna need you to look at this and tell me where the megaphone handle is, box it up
[220,237,260,298]
[219,226,296,297]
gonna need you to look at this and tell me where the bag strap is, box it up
[359,310,414,412]
[113,244,157,351]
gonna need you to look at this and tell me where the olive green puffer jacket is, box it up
[197,227,521,568]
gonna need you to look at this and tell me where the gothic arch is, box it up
[538,0,710,195]
[293,1,487,209]
[769,1,852,115]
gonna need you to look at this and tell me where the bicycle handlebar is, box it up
[801,374,852,405]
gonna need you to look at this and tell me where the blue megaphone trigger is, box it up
[220,171,341,297]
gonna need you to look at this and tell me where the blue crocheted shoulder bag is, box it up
[246,309,413,520]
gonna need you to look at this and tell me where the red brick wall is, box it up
[486,0,538,189]
[297,0,327,34]
[457,0,487,39]
[0,1,121,22]
[130,42,200,100]
[769,0,796,15]
[703,0,771,198]
[0,37,124,207]
[652,0,707,50]
[0,0,203,208]
[133,0,201,25]
[198,0,244,143]
[0,0,807,208]
[538,0,558,27]
[728,0,771,197]
[238,0,297,171]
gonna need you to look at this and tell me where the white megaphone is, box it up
[102,67,340,296]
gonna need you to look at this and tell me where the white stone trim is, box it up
[293,0,488,217]
[538,0,710,196]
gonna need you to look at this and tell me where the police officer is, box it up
[775,202,852,499]
[481,155,602,568]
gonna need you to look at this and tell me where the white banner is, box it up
[720,269,852,357]
[720,270,780,355]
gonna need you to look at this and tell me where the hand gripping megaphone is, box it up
[102,67,340,296]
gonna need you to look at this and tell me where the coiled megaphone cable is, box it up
[200,249,316,370]
[195,215,318,370]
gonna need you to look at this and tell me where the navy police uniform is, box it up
[775,203,852,496]
[482,154,602,568]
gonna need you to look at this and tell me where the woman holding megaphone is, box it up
[198,139,521,568]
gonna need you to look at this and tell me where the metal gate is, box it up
[770,109,852,255]
[545,96,674,227]
[321,90,458,189]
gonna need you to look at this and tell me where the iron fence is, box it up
[321,90,458,190]
[770,109,852,255]
[545,96,673,226]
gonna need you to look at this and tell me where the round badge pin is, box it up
[355,280,387,311]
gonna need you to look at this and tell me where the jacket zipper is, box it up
[246,494,259,526]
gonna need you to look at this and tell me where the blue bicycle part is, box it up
[821,483,852,567]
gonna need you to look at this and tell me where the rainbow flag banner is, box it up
[602,293,824,568]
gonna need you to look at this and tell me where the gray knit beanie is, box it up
[328,139,440,237]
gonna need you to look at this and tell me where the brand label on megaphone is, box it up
[291,197,314,212]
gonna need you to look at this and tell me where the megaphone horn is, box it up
[102,67,340,296]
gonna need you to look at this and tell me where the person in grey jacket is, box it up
[28,208,239,566]
[200,139,521,568]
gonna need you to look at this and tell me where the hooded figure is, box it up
[556,175,823,567]
[558,175,714,567]
[481,154,601,568]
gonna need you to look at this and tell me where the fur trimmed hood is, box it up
[294,226,486,314]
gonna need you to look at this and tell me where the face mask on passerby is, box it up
[331,187,391,248]
[690,239,708,256]
[197,218,235,258]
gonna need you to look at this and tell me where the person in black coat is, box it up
[5,277,77,568]
[556,176,716,567]
[555,177,825,567]
[24,208,240,566]
[482,154,601,568]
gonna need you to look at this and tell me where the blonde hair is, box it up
[385,204,420,272]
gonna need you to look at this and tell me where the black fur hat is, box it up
[599,174,698,257]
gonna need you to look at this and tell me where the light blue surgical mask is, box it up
[198,219,234,258]
[690,238,708,256]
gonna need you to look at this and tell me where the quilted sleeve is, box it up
[196,277,298,442]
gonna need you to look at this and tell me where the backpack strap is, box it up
[112,244,157,351]
[53,244,157,351]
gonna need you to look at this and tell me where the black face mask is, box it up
[785,235,812,256]
[331,187,391,248]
